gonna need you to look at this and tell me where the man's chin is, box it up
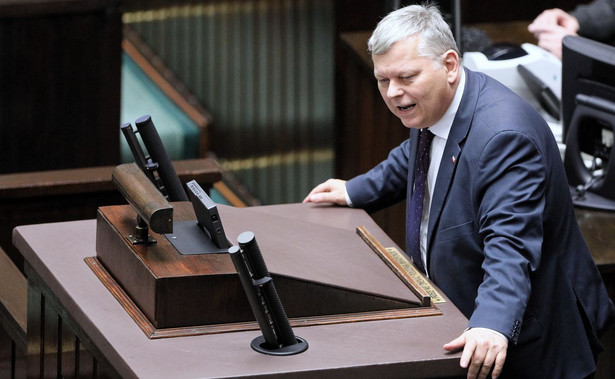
[399,119,420,129]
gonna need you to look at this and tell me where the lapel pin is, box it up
[451,156,456,163]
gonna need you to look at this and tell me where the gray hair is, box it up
[367,3,459,64]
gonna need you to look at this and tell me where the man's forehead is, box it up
[372,40,426,77]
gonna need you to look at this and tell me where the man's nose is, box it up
[386,80,403,98]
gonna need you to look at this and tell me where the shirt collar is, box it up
[427,69,465,140]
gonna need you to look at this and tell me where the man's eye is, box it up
[377,78,389,85]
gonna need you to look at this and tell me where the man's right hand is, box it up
[303,179,349,206]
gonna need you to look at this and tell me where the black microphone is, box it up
[237,231,298,348]
[135,115,188,201]
[229,232,308,355]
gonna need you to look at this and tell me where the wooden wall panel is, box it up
[0,0,122,174]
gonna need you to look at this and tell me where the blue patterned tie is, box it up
[407,129,434,273]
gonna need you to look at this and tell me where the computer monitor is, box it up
[561,35,615,211]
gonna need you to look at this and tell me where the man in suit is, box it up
[304,4,615,378]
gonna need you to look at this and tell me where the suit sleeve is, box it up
[346,139,410,213]
[467,130,547,342]
[571,0,615,41]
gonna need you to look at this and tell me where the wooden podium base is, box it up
[93,202,441,338]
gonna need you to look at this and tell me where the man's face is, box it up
[373,36,458,129]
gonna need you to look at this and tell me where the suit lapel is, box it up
[427,68,479,259]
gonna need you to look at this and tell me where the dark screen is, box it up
[562,36,615,205]
[562,36,615,152]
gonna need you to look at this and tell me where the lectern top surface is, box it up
[13,204,468,378]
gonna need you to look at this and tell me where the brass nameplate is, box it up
[356,226,445,305]
[384,247,445,304]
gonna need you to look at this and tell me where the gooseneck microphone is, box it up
[135,115,188,201]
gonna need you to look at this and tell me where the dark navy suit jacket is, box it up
[346,68,615,377]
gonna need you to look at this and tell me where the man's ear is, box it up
[443,50,460,84]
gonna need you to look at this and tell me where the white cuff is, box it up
[344,185,353,207]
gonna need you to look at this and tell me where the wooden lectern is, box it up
[92,200,443,337]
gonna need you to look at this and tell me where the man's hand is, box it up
[528,8,579,59]
[443,328,508,379]
[303,179,348,206]
[528,8,579,35]
[533,26,575,59]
